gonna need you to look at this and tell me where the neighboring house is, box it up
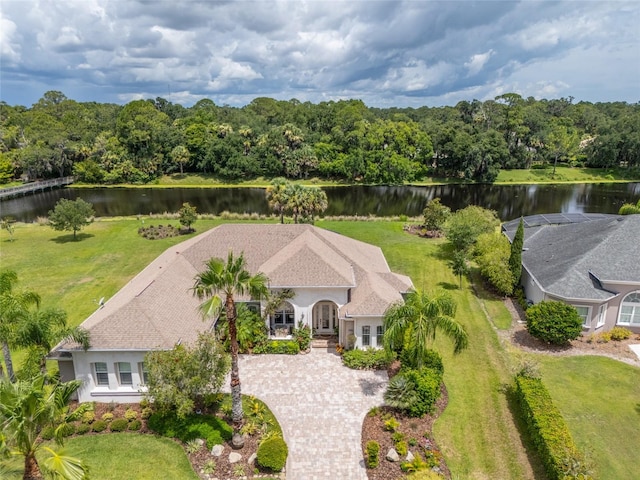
[52,224,413,403]
[503,213,640,334]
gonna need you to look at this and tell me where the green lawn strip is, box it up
[537,355,640,480]
[64,433,198,480]
[494,166,639,184]
[320,221,535,479]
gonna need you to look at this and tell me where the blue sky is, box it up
[1,0,639,108]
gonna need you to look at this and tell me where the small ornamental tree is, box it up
[509,218,525,287]
[422,198,451,232]
[443,205,500,251]
[178,202,198,232]
[1,217,16,242]
[144,333,230,419]
[47,198,95,240]
[526,301,583,345]
[449,250,469,288]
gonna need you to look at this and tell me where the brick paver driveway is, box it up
[235,348,388,479]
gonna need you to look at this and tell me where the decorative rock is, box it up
[195,438,205,446]
[386,448,400,462]
[406,451,414,462]
[210,444,224,457]
[248,452,257,465]
[231,432,245,449]
[229,452,242,464]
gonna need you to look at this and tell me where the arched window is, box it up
[618,292,640,326]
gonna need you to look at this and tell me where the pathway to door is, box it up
[235,348,388,479]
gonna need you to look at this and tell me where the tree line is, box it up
[1,90,638,185]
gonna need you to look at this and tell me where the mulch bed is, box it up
[361,365,451,480]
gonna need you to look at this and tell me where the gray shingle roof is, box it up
[58,224,412,351]
[510,215,640,300]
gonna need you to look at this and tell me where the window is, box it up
[376,325,384,347]
[138,362,149,385]
[94,362,108,385]
[597,304,607,328]
[575,306,590,327]
[362,326,370,347]
[618,292,640,325]
[274,302,294,325]
[245,302,260,314]
[117,362,132,385]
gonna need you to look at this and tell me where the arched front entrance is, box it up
[313,301,338,335]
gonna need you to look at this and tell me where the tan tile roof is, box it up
[57,224,413,351]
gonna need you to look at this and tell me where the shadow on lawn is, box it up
[50,232,94,243]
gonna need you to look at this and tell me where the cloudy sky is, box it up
[1,0,639,108]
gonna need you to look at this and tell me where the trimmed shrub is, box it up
[253,340,300,355]
[342,348,394,370]
[141,407,153,419]
[75,423,91,435]
[526,301,583,345]
[124,408,138,421]
[515,374,592,480]
[386,367,443,418]
[406,470,444,479]
[400,348,443,374]
[395,440,408,457]
[128,419,142,431]
[41,426,55,440]
[59,422,76,438]
[365,440,380,469]
[92,420,107,433]
[256,436,288,472]
[81,411,95,424]
[109,418,129,432]
[609,326,631,341]
[147,412,232,448]
[101,412,114,423]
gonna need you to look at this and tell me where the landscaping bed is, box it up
[361,387,450,480]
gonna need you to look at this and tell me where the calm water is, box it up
[1,183,639,223]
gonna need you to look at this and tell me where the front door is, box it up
[314,302,337,335]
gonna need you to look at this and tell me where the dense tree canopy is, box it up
[1,92,638,185]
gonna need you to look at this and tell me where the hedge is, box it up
[253,340,300,355]
[342,348,395,370]
[514,374,592,480]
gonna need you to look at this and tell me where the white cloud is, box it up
[464,50,495,76]
[0,12,21,62]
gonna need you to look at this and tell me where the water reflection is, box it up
[1,183,638,223]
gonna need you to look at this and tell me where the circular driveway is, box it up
[235,348,388,479]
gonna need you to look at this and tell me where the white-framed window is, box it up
[376,325,384,347]
[596,304,607,328]
[94,362,109,386]
[618,292,640,325]
[362,326,371,347]
[273,302,294,325]
[138,362,149,385]
[575,306,591,327]
[116,362,132,385]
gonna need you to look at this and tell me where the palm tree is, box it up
[265,178,290,223]
[0,375,89,480]
[0,271,40,382]
[14,308,90,376]
[192,252,268,446]
[383,290,469,368]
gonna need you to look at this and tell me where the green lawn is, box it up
[494,166,639,184]
[537,356,640,480]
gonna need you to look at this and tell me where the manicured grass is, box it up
[537,356,640,480]
[65,433,198,480]
[320,221,539,479]
[494,166,639,184]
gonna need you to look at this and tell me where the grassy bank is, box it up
[59,166,639,190]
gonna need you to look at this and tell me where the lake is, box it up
[1,183,639,222]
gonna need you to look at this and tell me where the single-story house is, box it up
[52,224,413,403]
[503,213,640,334]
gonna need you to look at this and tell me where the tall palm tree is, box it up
[383,290,469,368]
[192,252,268,445]
[0,375,89,480]
[0,271,40,382]
[265,177,290,223]
[14,308,90,376]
